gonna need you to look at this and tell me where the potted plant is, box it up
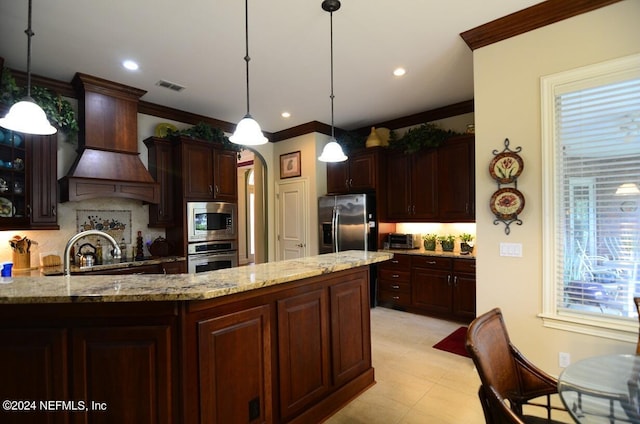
[422,233,437,251]
[438,235,456,252]
[460,233,474,254]
[388,123,460,154]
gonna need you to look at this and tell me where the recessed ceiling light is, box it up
[122,60,139,71]
[393,67,406,77]
[281,112,291,118]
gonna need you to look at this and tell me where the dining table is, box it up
[558,353,640,423]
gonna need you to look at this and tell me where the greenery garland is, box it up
[165,122,243,153]
[0,67,79,141]
[389,123,460,154]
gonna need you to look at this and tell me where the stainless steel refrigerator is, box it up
[318,193,377,254]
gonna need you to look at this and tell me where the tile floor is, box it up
[325,307,486,424]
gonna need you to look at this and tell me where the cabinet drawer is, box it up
[411,256,452,270]
[378,268,410,283]
[380,254,411,270]
[378,289,411,306]
[378,279,410,293]
[454,259,476,274]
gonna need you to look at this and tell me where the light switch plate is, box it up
[500,242,523,257]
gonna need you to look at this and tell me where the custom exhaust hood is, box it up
[59,73,160,203]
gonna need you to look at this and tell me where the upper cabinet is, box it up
[181,138,237,202]
[146,136,238,228]
[0,129,58,230]
[385,148,438,221]
[384,135,475,222]
[437,135,475,221]
[326,147,384,195]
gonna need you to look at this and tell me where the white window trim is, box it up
[540,53,640,343]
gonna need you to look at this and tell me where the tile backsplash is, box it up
[0,198,165,267]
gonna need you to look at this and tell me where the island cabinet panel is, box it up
[71,325,174,424]
[198,305,272,424]
[330,277,371,387]
[452,259,477,321]
[0,328,68,424]
[277,290,330,421]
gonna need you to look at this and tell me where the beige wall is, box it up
[474,0,640,375]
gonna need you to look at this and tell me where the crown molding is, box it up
[460,0,622,50]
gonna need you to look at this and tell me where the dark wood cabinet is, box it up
[385,148,438,221]
[0,129,58,230]
[329,276,371,387]
[411,256,454,314]
[144,138,175,227]
[198,305,272,424]
[385,135,474,222]
[452,259,476,321]
[377,254,412,308]
[182,139,237,202]
[0,302,178,424]
[0,328,68,424]
[278,289,330,420]
[71,325,174,424]
[377,254,476,323]
[437,135,475,221]
[326,148,382,195]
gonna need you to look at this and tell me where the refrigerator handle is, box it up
[332,206,340,252]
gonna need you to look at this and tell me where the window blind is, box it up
[555,77,640,319]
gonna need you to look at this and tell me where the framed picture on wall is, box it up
[280,151,301,179]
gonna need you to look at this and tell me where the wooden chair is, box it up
[480,385,557,424]
[466,308,568,424]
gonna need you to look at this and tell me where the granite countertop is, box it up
[383,248,476,259]
[0,251,393,304]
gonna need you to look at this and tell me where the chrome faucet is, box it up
[63,230,121,276]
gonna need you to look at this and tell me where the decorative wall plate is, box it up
[489,152,523,184]
[490,188,525,220]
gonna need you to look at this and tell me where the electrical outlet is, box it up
[500,242,523,257]
[559,352,571,368]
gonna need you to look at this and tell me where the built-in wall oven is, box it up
[186,202,238,273]
[187,240,238,274]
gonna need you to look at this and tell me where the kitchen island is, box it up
[0,250,392,424]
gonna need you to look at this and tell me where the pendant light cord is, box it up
[25,0,34,97]
[329,9,335,139]
[243,0,251,116]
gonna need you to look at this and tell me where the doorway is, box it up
[276,179,309,260]
[237,149,268,264]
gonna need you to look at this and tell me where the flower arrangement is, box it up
[422,233,437,251]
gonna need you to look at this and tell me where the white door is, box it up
[277,179,308,260]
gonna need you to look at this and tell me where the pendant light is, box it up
[0,0,56,135]
[318,0,347,163]
[229,0,267,146]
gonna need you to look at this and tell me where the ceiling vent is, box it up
[156,79,186,92]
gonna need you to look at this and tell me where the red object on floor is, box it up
[432,326,470,358]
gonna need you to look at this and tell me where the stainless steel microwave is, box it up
[186,202,237,242]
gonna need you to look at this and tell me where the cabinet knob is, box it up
[349,178,353,187]
[391,284,400,289]
[392,296,400,300]
[26,205,32,218]
[391,260,399,264]
[425,260,436,265]
[208,185,213,194]
[453,276,458,286]
[391,274,400,278]
[447,275,451,286]
[51,206,56,217]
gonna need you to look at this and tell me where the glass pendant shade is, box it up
[229,115,268,146]
[318,138,347,162]
[0,97,57,135]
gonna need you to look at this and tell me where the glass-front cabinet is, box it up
[0,127,58,230]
